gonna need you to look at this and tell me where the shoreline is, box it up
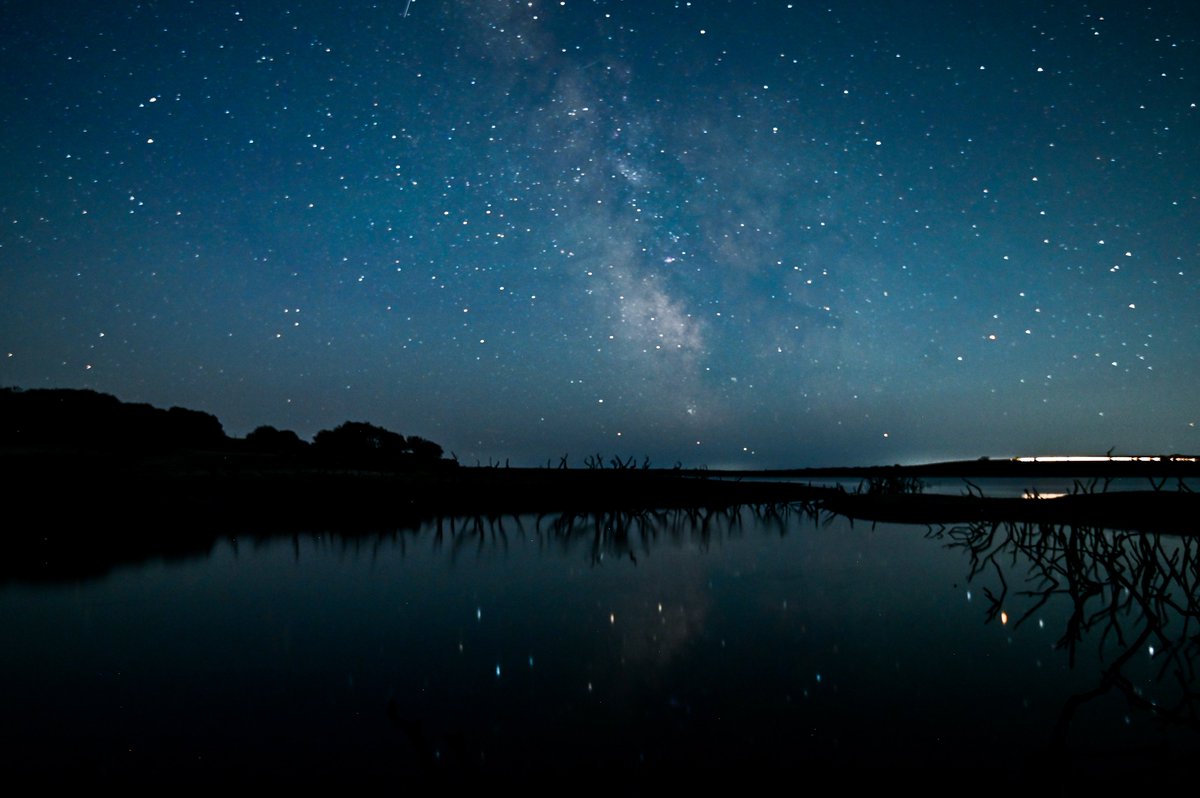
[4,446,1197,581]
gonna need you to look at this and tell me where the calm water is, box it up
[2,508,1197,783]
[786,475,1200,498]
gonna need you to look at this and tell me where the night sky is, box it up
[2,1,1197,468]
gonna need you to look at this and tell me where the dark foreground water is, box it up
[3,506,1198,784]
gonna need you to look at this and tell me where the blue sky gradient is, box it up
[2,1,1197,467]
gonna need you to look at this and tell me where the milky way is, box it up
[2,1,1197,467]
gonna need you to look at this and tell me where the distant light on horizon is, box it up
[1012,455,1198,463]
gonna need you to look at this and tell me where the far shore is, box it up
[3,443,1196,524]
[3,443,1198,584]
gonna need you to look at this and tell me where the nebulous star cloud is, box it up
[615,271,703,355]
[1,1,1195,468]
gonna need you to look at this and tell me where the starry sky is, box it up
[2,1,1197,468]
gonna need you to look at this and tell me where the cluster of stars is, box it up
[1,1,1196,466]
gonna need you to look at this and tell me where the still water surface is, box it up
[2,507,1196,782]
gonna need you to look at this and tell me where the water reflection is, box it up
[2,503,1198,782]
[933,518,1200,763]
[240,503,819,574]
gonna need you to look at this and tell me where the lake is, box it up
[2,503,1197,784]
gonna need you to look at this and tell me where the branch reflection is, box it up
[932,517,1200,756]
[428,502,821,567]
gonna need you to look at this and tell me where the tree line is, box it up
[0,387,449,468]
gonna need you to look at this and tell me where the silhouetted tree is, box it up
[244,425,309,454]
[164,406,226,449]
[0,387,228,451]
[0,386,455,468]
[310,421,451,469]
[406,435,444,462]
[312,421,410,467]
